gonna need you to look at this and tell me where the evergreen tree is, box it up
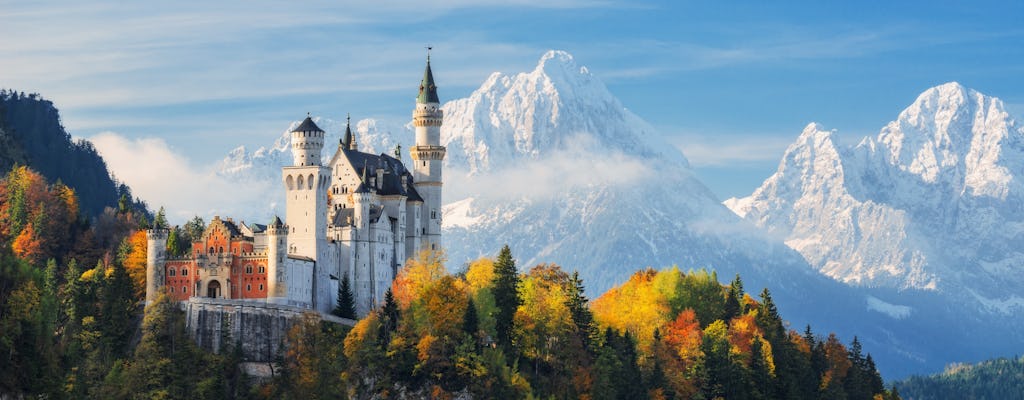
[165,228,182,257]
[153,206,167,229]
[566,270,595,349]
[101,257,135,354]
[332,272,356,319]
[492,245,522,355]
[377,288,400,345]
[462,296,479,340]
[723,273,744,321]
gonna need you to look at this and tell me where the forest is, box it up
[894,356,1024,399]
[0,162,902,399]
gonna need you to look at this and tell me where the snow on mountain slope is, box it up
[727,82,1024,310]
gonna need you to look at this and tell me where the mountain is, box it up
[726,81,1024,374]
[727,82,1024,305]
[0,89,130,217]
[217,52,995,377]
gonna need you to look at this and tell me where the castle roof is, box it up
[332,208,355,227]
[338,148,423,201]
[417,58,439,104]
[269,215,284,227]
[292,116,324,133]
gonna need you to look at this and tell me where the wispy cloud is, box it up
[673,134,792,167]
[88,132,277,224]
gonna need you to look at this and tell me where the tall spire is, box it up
[417,47,439,104]
[343,113,357,150]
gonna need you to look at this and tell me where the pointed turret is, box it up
[410,49,445,252]
[343,114,357,151]
[417,52,440,104]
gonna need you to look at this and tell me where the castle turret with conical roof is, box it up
[410,51,446,251]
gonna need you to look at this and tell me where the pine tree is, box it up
[491,245,521,354]
[101,257,135,354]
[462,297,479,340]
[377,288,400,345]
[332,273,356,319]
[153,206,167,229]
[724,273,744,321]
[566,270,595,349]
[165,228,182,257]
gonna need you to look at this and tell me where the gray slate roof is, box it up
[292,116,324,133]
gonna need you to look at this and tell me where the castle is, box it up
[145,56,446,317]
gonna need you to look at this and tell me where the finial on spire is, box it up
[417,48,439,104]
[394,144,402,158]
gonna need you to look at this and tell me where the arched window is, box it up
[259,284,264,291]
[182,268,188,276]
[209,246,215,253]
[183,286,188,294]
[219,246,224,253]
[246,265,253,274]
[169,269,176,277]
[246,284,252,291]
[258,266,265,274]
[170,286,175,293]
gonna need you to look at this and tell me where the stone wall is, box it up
[184,297,355,362]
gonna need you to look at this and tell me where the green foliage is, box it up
[332,272,356,319]
[896,356,1024,400]
[491,244,521,355]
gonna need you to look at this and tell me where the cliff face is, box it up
[184,298,354,361]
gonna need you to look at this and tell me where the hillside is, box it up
[0,89,127,217]
[895,356,1024,400]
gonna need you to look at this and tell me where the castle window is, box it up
[258,266,265,274]
[247,284,252,291]
[246,265,253,274]
[170,286,175,293]
[259,284,264,291]
[431,210,437,219]
[209,247,215,253]
[219,247,224,253]
[169,269,176,276]
[183,286,188,294]
[182,269,188,276]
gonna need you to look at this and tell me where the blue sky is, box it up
[2,0,1023,210]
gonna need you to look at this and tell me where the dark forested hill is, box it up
[895,356,1024,400]
[0,89,127,217]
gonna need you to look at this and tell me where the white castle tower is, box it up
[144,228,168,304]
[284,116,330,259]
[410,53,446,251]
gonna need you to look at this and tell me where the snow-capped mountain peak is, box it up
[729,82,1024,298]
[441,50,688,175]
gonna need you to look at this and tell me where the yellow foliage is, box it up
[125,230,149,299]
[343,312,380,360]
[591,269,670,349]
[514,272,573,361]
[417,334,438,363]
[420,275,468,337]
[464,257,495,295]
[393,249,448,309]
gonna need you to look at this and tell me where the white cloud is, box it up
[444,139,656,203]
[673,134,792,167]
[88,132,276,225]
